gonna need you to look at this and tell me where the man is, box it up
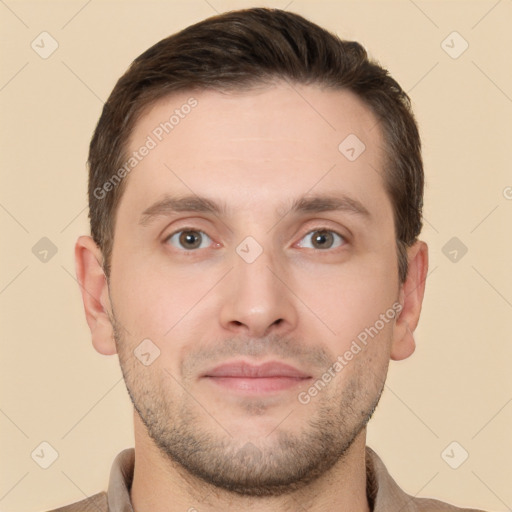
[56,7,485,512]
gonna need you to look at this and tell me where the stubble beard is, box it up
[112,316,387,497]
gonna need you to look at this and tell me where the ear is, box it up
[75,235,117,355]
[390,240,428,361]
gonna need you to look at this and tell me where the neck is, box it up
[130,413,370,512]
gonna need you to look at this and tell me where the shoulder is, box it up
[365,446,489,512]
[412,495,488,511]
[44,491,108,512]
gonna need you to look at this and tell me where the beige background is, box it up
[1,0,511,510]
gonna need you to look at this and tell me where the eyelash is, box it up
[163,227,347,253]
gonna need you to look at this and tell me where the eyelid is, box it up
[162,218,216,243]
[164,226,208,240]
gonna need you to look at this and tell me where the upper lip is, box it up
[203,361,311,379]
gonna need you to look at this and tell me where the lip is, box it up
[203,361,311,379]
[202,361,311,394]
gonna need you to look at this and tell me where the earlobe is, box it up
[390,240,428,361]
[74,236,117,356]
[391,322,416,361]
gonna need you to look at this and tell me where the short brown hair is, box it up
[88,7,423,283]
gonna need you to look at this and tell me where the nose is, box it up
[218,243,298,339]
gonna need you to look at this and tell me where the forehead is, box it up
[119,82,390,223]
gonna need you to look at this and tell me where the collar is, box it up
[106,446,418,511]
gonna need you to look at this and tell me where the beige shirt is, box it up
[48,447,486,512]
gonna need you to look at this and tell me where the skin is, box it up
[75,81,428,512]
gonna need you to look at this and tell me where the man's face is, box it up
[108,82,402,495]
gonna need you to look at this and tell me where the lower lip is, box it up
[204,376,311,393]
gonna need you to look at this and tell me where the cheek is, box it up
[293,255,399,347]
[110,258,176,340]
[110,254,220,355]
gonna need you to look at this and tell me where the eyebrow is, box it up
[139,193,371,226]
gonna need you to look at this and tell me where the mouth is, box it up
[202,360,312,394]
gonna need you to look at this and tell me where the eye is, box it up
[296,229,346,250]
[165,229,213,251]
